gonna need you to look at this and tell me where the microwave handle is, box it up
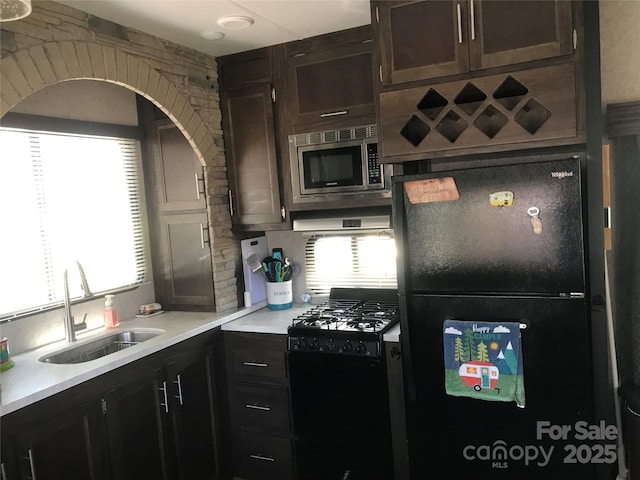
[319,110,348,118]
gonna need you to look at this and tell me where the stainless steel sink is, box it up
[39,329,165,364]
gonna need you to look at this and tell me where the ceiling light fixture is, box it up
[201,30,225,41]
[216,15,254,30]
[0,0,32,22]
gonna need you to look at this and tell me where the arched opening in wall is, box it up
[0,81,216,338]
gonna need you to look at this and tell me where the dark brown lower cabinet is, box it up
[104,365,172,480]
[167,349,220,480]
[232,431,293,480]
[224,332,294,480]
[14,400,107,480]
[0,331,222,480]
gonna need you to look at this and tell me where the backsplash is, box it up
[0,283,155,356]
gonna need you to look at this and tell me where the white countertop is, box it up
[383,323,401,343]
[221,302,314,334]
[0,299,399,417]
[0,302,271,417]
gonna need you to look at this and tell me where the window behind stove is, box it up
[305,233,397,295]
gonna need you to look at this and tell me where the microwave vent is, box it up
[290,124,377,146]
[323,131,338,143]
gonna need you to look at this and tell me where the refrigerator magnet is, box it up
[404,177,460,204]
[527,206,543,234]
[489,191,514,207]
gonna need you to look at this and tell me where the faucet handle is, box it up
[74,313,88,332]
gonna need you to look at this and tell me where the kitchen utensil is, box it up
[245,253,263,273]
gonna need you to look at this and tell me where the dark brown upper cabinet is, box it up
[218,48,287,230]
[138,99,216,311]
[374,0,574,86]
[151,122,206,213]
[220,83,284,229]
[284,25,376,132]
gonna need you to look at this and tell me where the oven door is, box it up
[287,351,393,480]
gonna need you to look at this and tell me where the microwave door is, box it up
[299,142,364,195]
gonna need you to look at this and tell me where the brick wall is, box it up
[0,1,238,311]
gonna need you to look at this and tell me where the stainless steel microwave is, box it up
[288,124,391,204]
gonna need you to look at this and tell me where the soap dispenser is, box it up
[104,295,119,329]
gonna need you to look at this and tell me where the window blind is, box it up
[0,128,149,319]
[304,233,397,295]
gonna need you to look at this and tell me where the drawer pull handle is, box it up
[320,110,348,118]
[243,362,268,367]
[159,381,169,414]
[245,403,271,411]
[250,454,275,462]
[28,449,37,480]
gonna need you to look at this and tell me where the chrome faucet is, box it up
[63,261,91,342]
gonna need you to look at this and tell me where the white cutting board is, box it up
[240,236,268,305]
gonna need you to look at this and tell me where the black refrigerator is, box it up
[392,157,609,479]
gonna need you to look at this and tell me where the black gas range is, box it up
[286,288,398,480]
[287,287,399,358]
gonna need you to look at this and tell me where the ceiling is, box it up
[54,0,372,57]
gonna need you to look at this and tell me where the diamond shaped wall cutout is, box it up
[436,110,467,143]
[493,75,529,111]
[474,105,508,139]
[515,99,551,134]
[401,115,431,146]
[454,83,487,116]
[417,88,448,121]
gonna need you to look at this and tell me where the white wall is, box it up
[10,80,139,125]
[600,0,640,105]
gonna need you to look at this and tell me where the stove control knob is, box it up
[308,338,319,350]
[356,342,367,354]
[299,337,307,349]
[342,341,353,353]
[325,338,336,351]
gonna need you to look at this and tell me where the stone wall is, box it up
[0,1,238,311]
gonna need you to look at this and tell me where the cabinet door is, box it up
[287,26,375,129]
[103,367,172,480]
[14,400,107,480]
[469,0,573,70]
[167,350,220,480]
[220,84,283,228]
[375,0,469,85]
[154,212,215,310]
[150,122,206,213]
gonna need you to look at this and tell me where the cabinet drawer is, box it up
[227,332,287,382]
[233,431,293,480]
[234,384,290,434]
